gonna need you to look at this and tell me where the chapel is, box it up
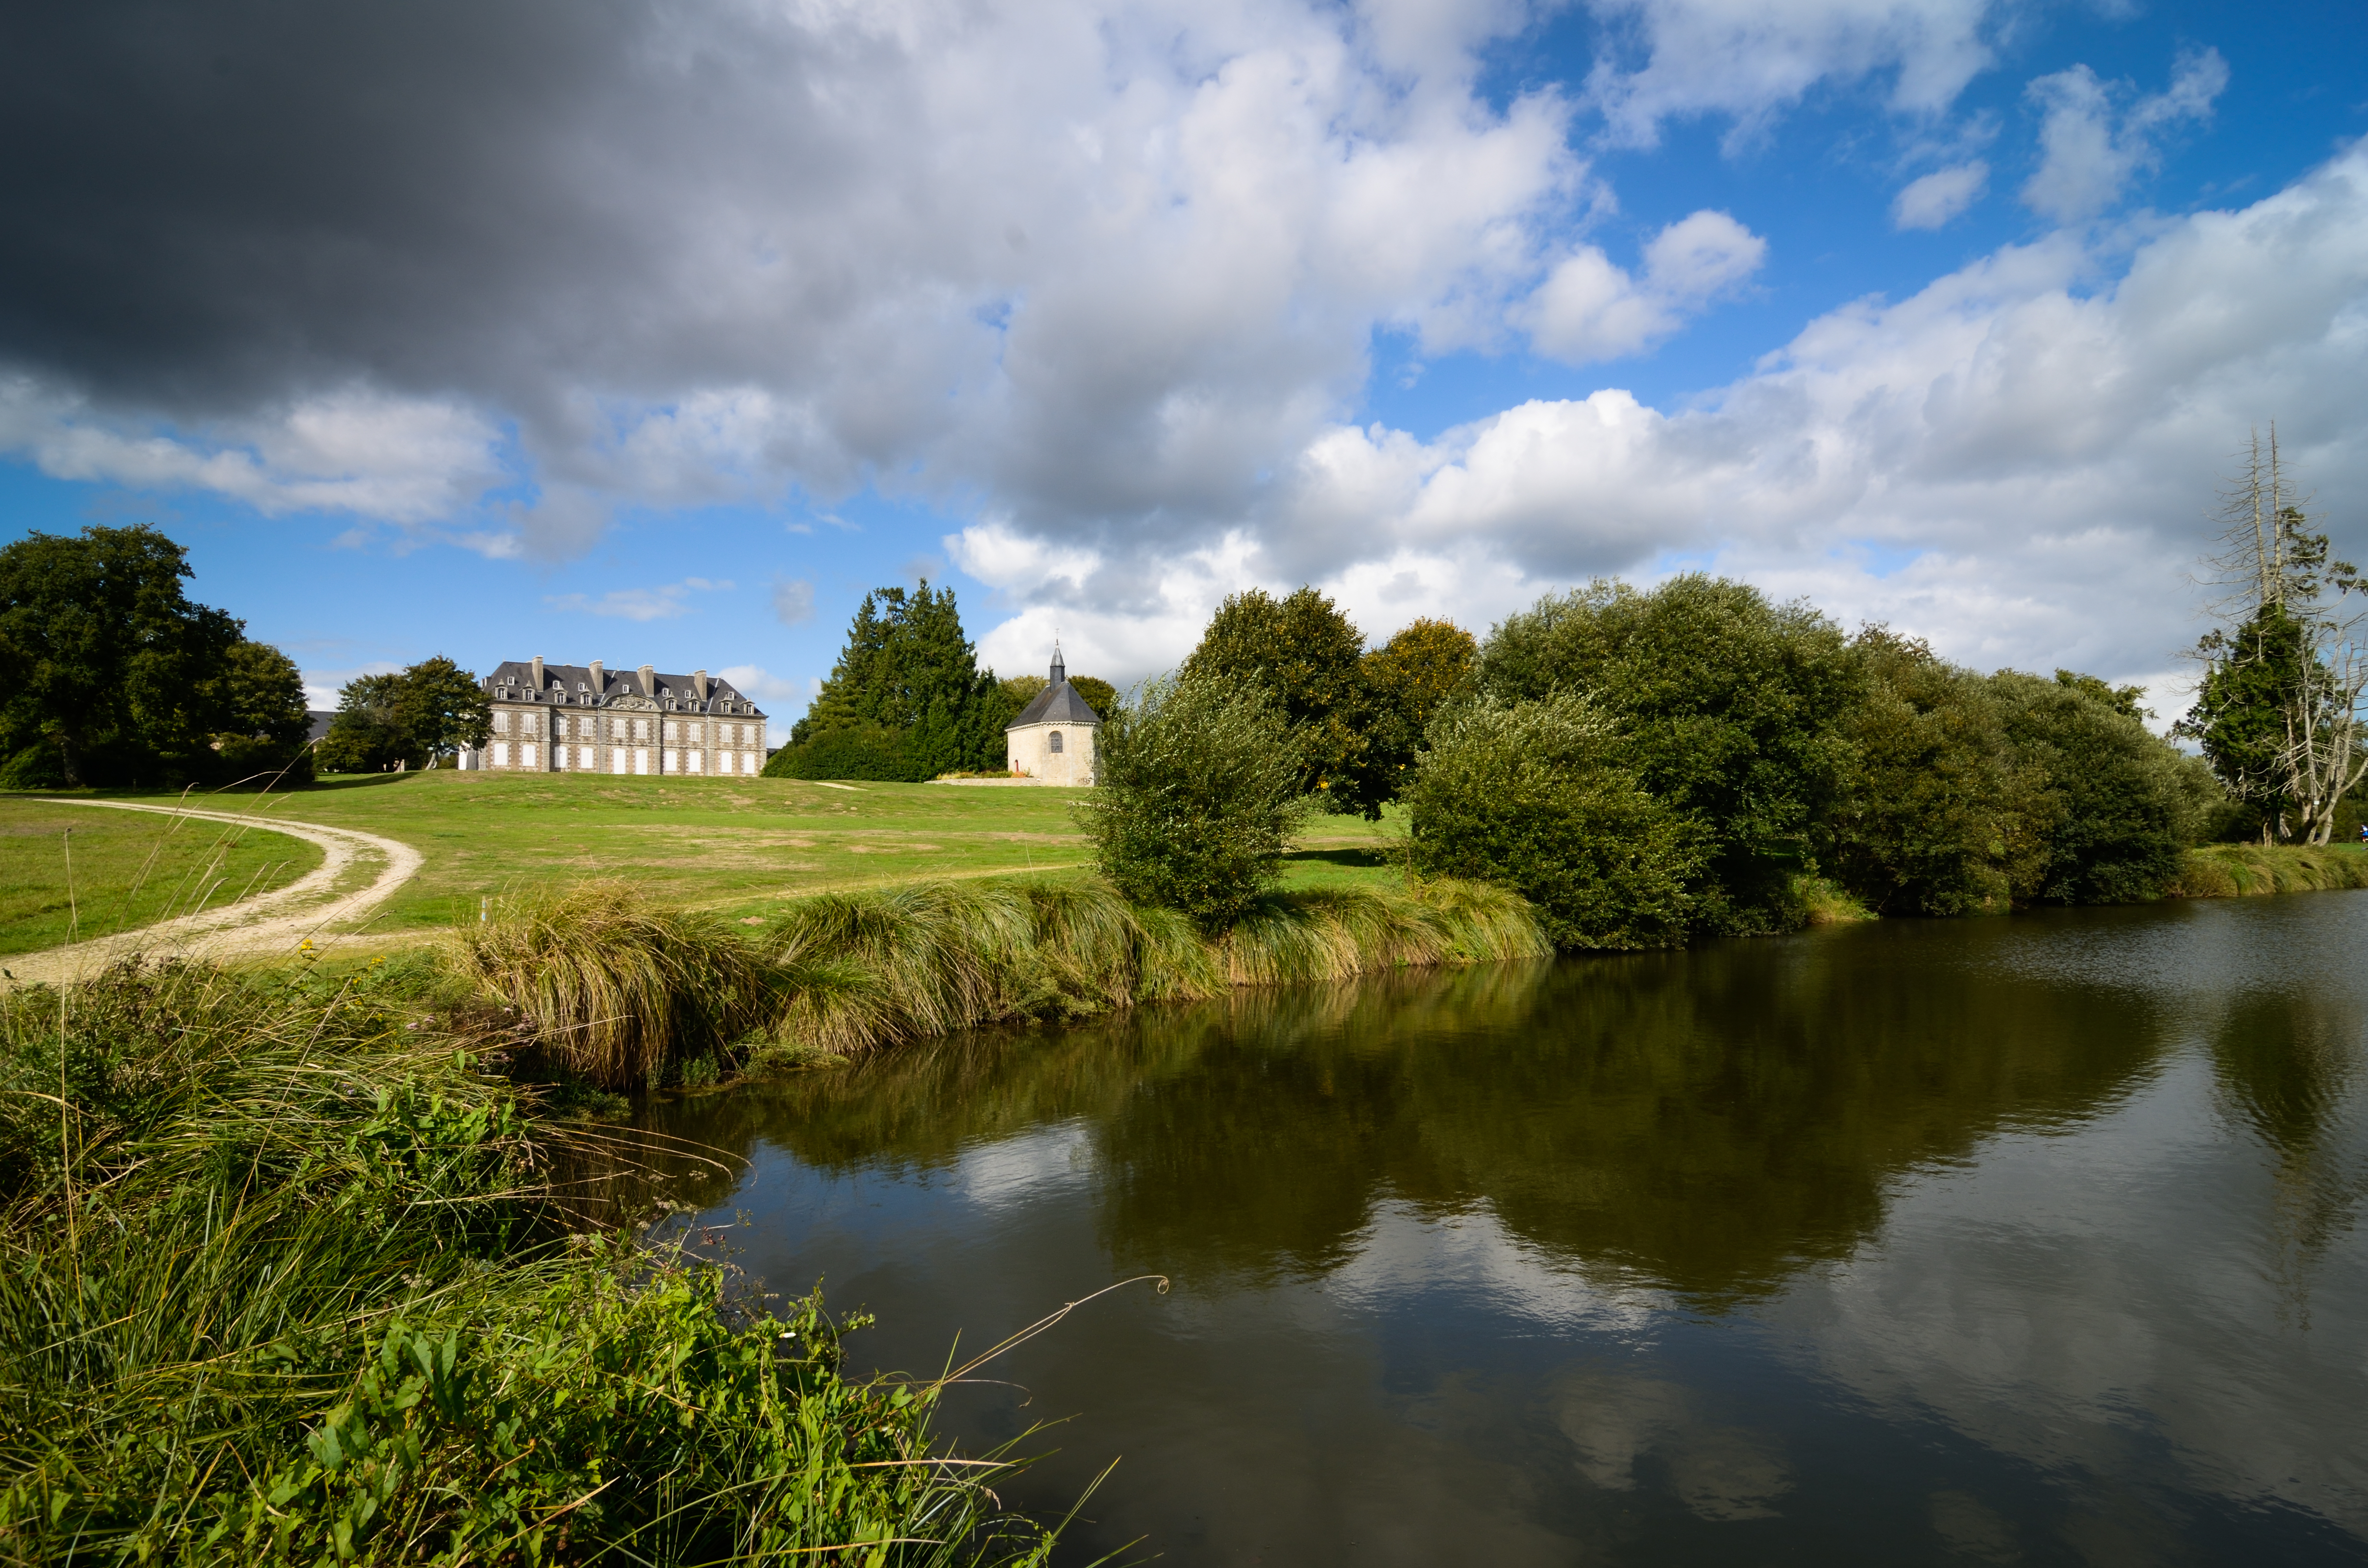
[1005,646,1102,784]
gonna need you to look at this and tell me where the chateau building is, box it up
[1006,647,1102,785]
[466,657,768,776]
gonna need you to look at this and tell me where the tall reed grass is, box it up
[2173,842,2368,898]
[448,879,780,1089]
[461,875,1549,1079]
[0,958,1063,1565]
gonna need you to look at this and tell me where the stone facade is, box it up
[1005,649,1102,785]
[463,658,769,778]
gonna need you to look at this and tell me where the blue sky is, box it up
[2,0,2364,736]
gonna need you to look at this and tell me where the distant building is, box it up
[464,657,768,776]
[1005,646,1102,785]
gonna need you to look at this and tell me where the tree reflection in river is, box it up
[634,917,2173,1307]
[2209,988,2368,1323]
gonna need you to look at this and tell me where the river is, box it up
[635,892,2368,1564]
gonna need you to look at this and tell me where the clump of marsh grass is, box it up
[451,880,779,1090]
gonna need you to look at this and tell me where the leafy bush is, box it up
[1827,638,2227,913]
[1989,672,2206,904]
[1475,575,1858,935]
[763,721,927,782]
[1826,631,2019,915]
[1073,675,1310,930]
[1408,695,1701,949]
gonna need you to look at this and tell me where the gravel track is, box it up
[3,799,424,988]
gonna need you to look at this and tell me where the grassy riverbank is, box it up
[2175,842,2368,897]
[0,958,1065,1564]
[459,875,1551,1087]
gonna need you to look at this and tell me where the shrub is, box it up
[1073,675,1310,930]
[762,721,927,782]
[1989,672,2198,903]
[1826,631,2017,916]
[1475,575,1858,935]
[1408,695,1701,949]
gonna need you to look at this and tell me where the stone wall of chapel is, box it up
[1007,721,1098,786]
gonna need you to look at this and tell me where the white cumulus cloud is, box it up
[2022,49,2229,223]
[1892,160,1989,230]
[1523,210,1768,364]
[959,145,2368,718]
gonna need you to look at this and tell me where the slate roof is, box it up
[482,661,763,714]
[1011,682,1102,727]
[1009,651,1103,728]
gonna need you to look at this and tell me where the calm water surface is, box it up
[641,894,2368,1565]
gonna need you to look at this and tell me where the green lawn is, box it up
[2,772,1410,950]
[0,800,327,956]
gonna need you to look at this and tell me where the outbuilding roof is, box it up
[1008,649,1103,729]
[1011,682,1102,727]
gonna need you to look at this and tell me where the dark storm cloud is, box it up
[1,4,656,407]
[0,0,1589,552]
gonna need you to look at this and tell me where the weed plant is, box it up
[0,957,1062,1564]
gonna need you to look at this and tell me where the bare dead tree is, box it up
[2182,427,2367,844]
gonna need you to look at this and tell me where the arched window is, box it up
[1048,730,1064,753]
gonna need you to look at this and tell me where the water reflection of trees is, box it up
[2209,992,2368,1321]
[631,925,2175,1306]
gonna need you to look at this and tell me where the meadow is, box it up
[0,798,324,956]
[0,772,1408,953]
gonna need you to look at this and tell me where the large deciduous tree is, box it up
[318,658,490,772]
[1476,575,1859,935]
[0,523,309,787]
[1356,618,1475,808]
[1184,586,1371,812]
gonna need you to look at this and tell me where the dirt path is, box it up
[2,799,424,988]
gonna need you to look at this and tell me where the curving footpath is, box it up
[2,799,425,989]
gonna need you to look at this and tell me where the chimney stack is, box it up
[639,663,656,698]
[694,669,709,703]
[531,655,544,693]
[588,659,604,696]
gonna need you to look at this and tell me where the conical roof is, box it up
[1009,649,1102,728]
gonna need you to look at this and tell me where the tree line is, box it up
[1081,439,2359,946]
[764,581,1115,781]
[0,523,494,786]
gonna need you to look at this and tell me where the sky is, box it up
[2,0,2365,741]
